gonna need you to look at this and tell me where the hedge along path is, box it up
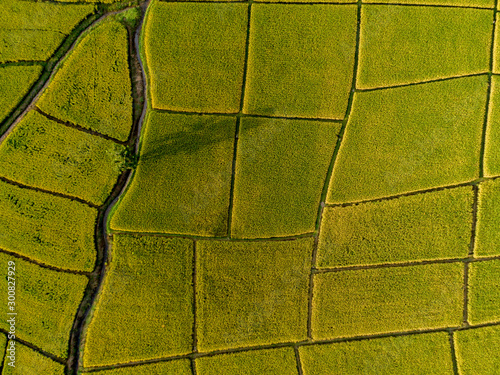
[455,325,500,374]
[475,179,500,256]
[2,341,64,375]
[37,17,133,142]
[0,179,97,272]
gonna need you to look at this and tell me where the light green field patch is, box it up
[484,76,500,175]
[0,110,124,206]
[0,180,96,272]
[318,187,473,267]
[0,65,42,123]
[38,18,133,141]
[231,117,340,239]
[83,235,193,367]
[197,238,312,351]
[95,360,192,374]
[455,325,500,375]
[300,332,454,375]
[0,253,87,358]
[0,0,93,62]
[144,1,248,113]
[2,342,64,375]
[196,348,297,375]
[243,4,357,119]
[312,263,463,340]
[357,6,492,89]
[327,76,486,204]
[110,112,235,236]
[468,260,500,324]
[475,179,500,256]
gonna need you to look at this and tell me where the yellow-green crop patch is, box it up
[83,235,193,367]
[0,253,87,358]
[196,348,297,375]
[0,110,124,206]
[38,18,133,142]
[94,360,192,374]
[196,238,312,351]
[0,179,96,272]
[468,260,500,324]
[318,187,473,267]
[327,76,486,204]
[311,263,463,339]
[0,65,42,123]
[357,6,492,89]
[300,332,454,375]
[243,4,357,119]
[231,117,340,239]
[2,342,64,375]
[144,1,248,113]
[484,76,500,176]
[364,0,493,9]
[475,179,500,256]
[0,0,94,63]
[455,325,500,375]
[109,112,235,236]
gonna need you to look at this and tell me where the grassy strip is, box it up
[38,17,133,142]
[144,1,248,113]
[317,186,473,267]
[484,76,500,175]
[468,260,500,323]
[327,76,487,204]
[83,235,193,367]
[300,332,454,374]
[196,238,312,352]
[0,110,125,206]
[109,112,235,236]
[0,179,96,272]
[196,347,297,375]
[231,117,341,238]
[455,325,500,374]
[2,342,64,375]
[243,4,357,119]
[311,263,463,339]
[88,360,192,374]
[475,179,500,256]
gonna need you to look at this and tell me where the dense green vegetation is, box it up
[38,18,133,142]
[455,325,500,375]
[2,342,64,375]
[318,187,473,267]
[232,117,340,238]
[0,179,96,272]
[300,333,454,374]
[312,264,463,339]
[96,360,192,374]
[109,112,235,236]
[357,6,492,89]
[468,260,500,324]
[144,1,248,113]
[484,76,500,176]
[0,253,87,358]
[196,239,312,351]
[475,179,500,256]
[327,76,486,204]
[0,65,42,124]
[196,348,297,375]
[83,235,193,367]
[243,4,356,119]
[0,110,125,206]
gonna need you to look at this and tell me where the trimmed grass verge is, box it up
[455,325,500,375]
[468,260,500,324]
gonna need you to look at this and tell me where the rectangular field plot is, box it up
[300,332,454,375]
[357,5,492,89]
[38,18,133,142]
[144,2,248,113]
[93,360,192,375]
[318,187,473,267]
[364,0,493,9]
[231,117,340,238]
[0,110,124,206]
[196,239,312,351]
[243,4,357,119]
[2,342,64,375]
[468,260,500,324]
[475,179,500,256]
[0,253,87,358]
[311,264,463,339]
[196,348,297,375]
[455,325,500,375]
[0,180,96,272]
[109,112,235,237]
[327,76,486,204]
[83,235,194,367]
[484,76,500,176]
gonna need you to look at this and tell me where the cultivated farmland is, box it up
[2,342,64,375]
